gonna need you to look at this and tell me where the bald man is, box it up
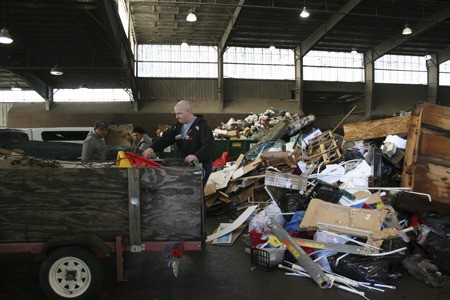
[143,100,215,184]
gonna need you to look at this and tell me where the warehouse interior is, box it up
[0,0,449,131]
[1,1,450,300]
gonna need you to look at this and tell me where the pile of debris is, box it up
[205,102,450,297]
[212,108,313,140]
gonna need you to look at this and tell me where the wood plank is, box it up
[401,112,422,187]
[128,168,141,248]
[421,103,450,131]
[412,162,450,204]
[420,128,450,160]
[343,116,410,142]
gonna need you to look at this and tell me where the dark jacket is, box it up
[151,115,215,163]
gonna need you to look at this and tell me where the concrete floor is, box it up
[1,214,449,300]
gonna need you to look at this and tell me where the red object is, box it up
[212,152,233,168]
[125,151,163,168]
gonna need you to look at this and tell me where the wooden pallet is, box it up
[307,130,341,164]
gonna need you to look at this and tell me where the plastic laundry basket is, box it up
[250,244,286,271]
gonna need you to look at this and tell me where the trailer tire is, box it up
[39,246,103,300]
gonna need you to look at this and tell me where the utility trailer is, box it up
[0,164,204,299]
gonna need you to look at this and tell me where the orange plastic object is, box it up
[125,151,163,168]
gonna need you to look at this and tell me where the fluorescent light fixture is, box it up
[186,10,197,22]
[0,27,13,44]
[11,83,22,91]
[50,64,64,76]
[300,7,310,18]
[402,23,412,35]
[351,48,358,55]
[269,44,276,51]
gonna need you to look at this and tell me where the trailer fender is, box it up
[35,234,111,262]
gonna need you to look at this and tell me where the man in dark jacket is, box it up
[143,100,215,184]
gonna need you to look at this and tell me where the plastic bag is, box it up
[402,253,447,287]
[249,202,285,246]
[329,237,407,283]
[279,192,309,219]
[313,231,350,272]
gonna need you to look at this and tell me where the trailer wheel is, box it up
[39,246,103,300]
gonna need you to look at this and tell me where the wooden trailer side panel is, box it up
[0,167,203,243]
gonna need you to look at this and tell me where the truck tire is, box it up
[39,246,103,300]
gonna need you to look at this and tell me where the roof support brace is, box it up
[372,6,450,61]
[300,0,362,57]
[98,0,138,104]
[21,70,52,104]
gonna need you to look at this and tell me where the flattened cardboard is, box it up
[300,198,398,240]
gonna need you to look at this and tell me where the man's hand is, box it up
[184,154,198,164]
[142,148,155,158]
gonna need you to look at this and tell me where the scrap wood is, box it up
[205,205,258,242]
[421,102,450,131]
[232,158,262,179]
[343,115,411,142]
[331,105,357,134]
[264,170,308,191]
[207,223,247,246]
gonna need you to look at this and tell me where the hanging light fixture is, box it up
[0,0,13,44]
[50,64,64,76]
[0,28,12,44]
[11,83,22,91]
[300,7,310,18]
[269,43,276,51]
[186,9,197,22]
[351,48,358,55]
[181,39,189,49]
[402,22,412,35]
[78,83,88,90]
[424,54,432,60]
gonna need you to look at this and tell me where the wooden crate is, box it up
[401,103,450,212]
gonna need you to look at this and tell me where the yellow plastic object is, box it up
[116,151,132,168]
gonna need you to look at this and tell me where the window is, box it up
[137,44,218,78]
[0,90,44,102]
[223,47,294,80]
[440,60,450,86]
[303,50,364,82]
[375,54,427,84]
[53,89,132,102]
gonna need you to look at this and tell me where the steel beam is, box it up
[427,54,439,104]
[372,6,450,61]
[300,0,362,57]
[98,0,138,103]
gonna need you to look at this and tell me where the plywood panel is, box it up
[421,102,450,131]
[0,167,203,243]
[420,128,450,160]
[343,116,410,142]
[412,162,450,204]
